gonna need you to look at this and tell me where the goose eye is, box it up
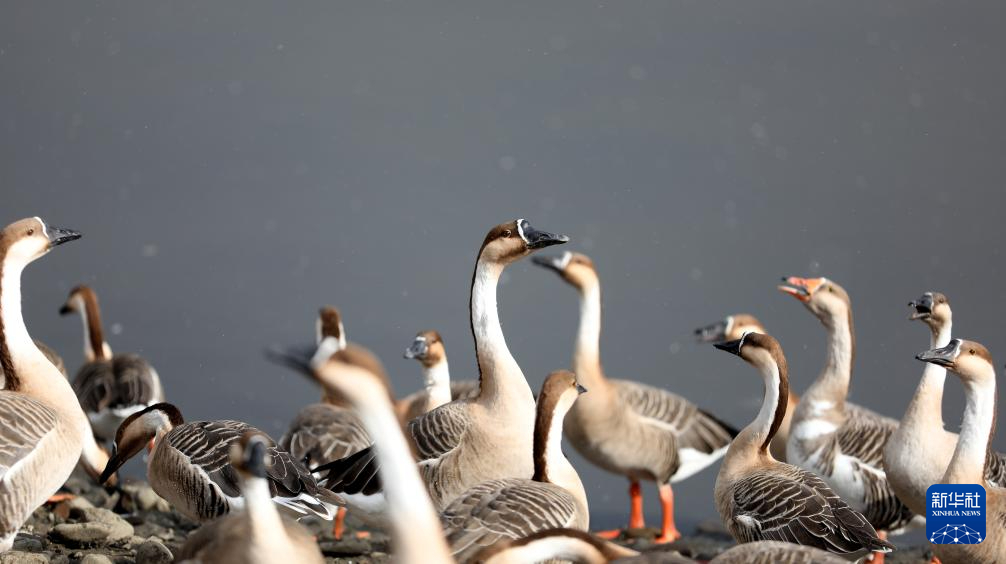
[827,286,834,293]
[26,228,34,236]
[970,349,976,355]
[503,230,512,237]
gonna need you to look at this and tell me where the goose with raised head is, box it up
[440,370,590,562]
[779,276,917,559]
[60,284,164,443]
[532,251,736,542]
[696,313,798,462]
[279,306,373,539]
[917,339,1006,564]
[398,330,479,422]
[886,293,1006,519]
[176,432,325,564]
[316,219,568,510]
[0,217,108,552]
[470,528,641,564]
[712,332,894,558]
[99,402,341,523]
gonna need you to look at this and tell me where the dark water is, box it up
[4,1,1006,532]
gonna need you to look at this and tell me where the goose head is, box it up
[538,369,588,418]
[909,291,952,331]
[695,313,766,343]
[532,251,598,289]
[58,285,96,316]
[478,219,569,265]
[917,338,996,385]
[778,276,852,323]
[1,217,80,268]
[714,331,787,376]
[231,431,272,480]
[316,306,346,349]
[100,402,184,484]
[404,330,445,368]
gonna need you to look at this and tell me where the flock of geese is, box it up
[0,215,1002,564]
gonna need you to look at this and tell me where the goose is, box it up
[279,306,371,539]
[98,402,341,523]
[917,339,1006,564]
[399,330,479,422]
[708,541,848,564]
[0,340,66,387]
[696,314,798,462]
[59,284,165,443]
[0,217,109,552]
[778,276,917,558]
[885,293,1006,518]
[711,332,894,558]
[440,369,590,562]
[532,251,736,542]
[175,432,325,564]
[470,528,640,564]
[316,219,568,510]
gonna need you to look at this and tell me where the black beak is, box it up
[59,304,73,316]
[576,384,588,394]
[99,447,128,485]
[244,440,269,479]
[909,294,934,320]
[695,320,730,343]
[520,220,569,250]
[714,338,744,356]
[404,339,429,359]
[916,340,960,368]
[264,344,317,377]
[46,225,82,248]
[532,254,566,272]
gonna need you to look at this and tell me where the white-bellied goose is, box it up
[532,251,736,542]
[0,217,98,552]
[917,339,1006,564]
[279,307,371,539]
[440,370,590,562]
[470,528,641,564]
[317,219,568,510]
[59,284,164,443]
[886,293,1006,518]
[176,432,325,564]
[712,332,894,558]
[708,540,848,564]
[696,313,798,462]
[99,402,341,523]
[399,330,479,423]
[779,276,917,558]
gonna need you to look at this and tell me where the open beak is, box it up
[713,338,744,357]
[778,276,821,303]
[916,340,960,368]
[909,294,934,320]
[46,225,82,248]
[519,220,569,250]
[695,319,730,343]
[404,338,428,359]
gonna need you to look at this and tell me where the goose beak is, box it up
[695,320,730,343]
[778,276,820,302]
[909,294,934,320]
[576,384,588,394]
[59,303,73,316]
[404,338,428,360]
[916,340,960,368]
[532,254,566,272]
[99,446,128,485]
[244,440,270,479]
[713,338,744,356]
[46,225,82,248]
[519,220,569,250]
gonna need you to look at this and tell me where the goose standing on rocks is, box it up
[317,219,569,510]
[279,307,370,539]
[917,339,1006,564]
[440,370,590,562]
[778,276,917,559]
[60,284,164,444]
[398,330,479,422]
[532,251,737,542]
[712,332,894,558]
[0,217,105,552]
[176,432,325,564]
[99,402,341,523]
[696,314,797,462]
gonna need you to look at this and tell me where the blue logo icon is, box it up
[927,484,986,544]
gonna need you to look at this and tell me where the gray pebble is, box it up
[0,551,48,564]
[135,539,173,564]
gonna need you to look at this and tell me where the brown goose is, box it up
[470,528,640,564]
[532,251,736,542]
[99,402,341,523]
[316,219,568,510]
[59,285,164,443]
[779,276,918,560]
[711,332,893,559]
[440,370,589,562]
[917,339,1006,564]
[175,432,324,564]
[398,330,479,423]
[696,313,798,462]
[709,541,848,564]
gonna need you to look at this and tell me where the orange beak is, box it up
[778,276,825,302]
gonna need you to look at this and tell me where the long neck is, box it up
[902,322,952,426]
[243,475,291,558]
[733,358,788,456]
[470,259,532,408]
[351,381,452,564]
[572,282,605,389]
[532,395,589,523]
[806,309,854,403]
[76,294,110,362]
[423,360,451,412]
[945,372,997,485]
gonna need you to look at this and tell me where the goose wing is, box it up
[615,380,738,452]
[280,403,370,468]
[710,540,849,564]
[728,465,893,556]
[0,393,58,483]
[440,478,578,563]
[985,450,1006,487]
[72,354,160,413]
